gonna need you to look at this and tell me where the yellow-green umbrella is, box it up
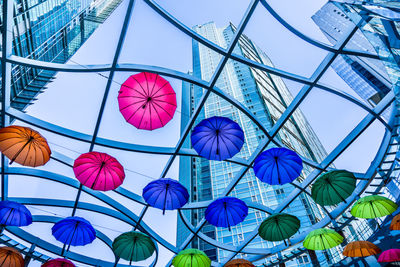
[172,249,211,267]
[351,195,398,219]
[303,228,343,250]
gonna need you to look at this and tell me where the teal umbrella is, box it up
[258,213,300,245]
[112,231,155,264]
[311,170,356,206]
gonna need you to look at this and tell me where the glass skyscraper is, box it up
[1,0,122,113]
[312,2,392,112]
[178,22,339,266]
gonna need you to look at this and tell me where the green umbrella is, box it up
[351,195,398,219]
[311,170,356,206]
[303,228,343,250]
[172,248,211,267]
[258,213,300,245]
[112,231,155,263]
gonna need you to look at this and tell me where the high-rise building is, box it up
[312,2,392,111]
[178,22,337,266]
[1,0,123,114]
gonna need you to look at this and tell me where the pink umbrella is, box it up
[118,72,177,130]
[42,258,75,267]
[378,249,400,262]
[73,152,125,191]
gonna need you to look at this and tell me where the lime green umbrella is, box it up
[258,213,300,245]
[112,231,155,264]
[351,195,398,219]
[311,170,356,206]
[172,248,211,267]
[303,228,343,250]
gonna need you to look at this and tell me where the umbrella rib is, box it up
[119,99,148,111]
[150,101,163,127]
[150,81,169,98]
[9,137,33,164]
[131,76,149,96]
[144,72,150,96]
[148,74,158,97]
[151,100,176,118]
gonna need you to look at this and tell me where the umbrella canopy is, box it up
[379,249,400,262]
[0,247,24,267]
[258,213,300,242]
[52,217,96,247]
[42,258,75,267]
[0,125,51,167]
[253,147,302,185]
[112,231,155,263]
[0,201,32,227]
[225,259,255,267]
[142,178,189,214]
[311,170,356,206]
[342,241,381,257]
[191,116,244,161]
[118,72,177,130]
[303,228,343,250]
[351,195,398,219]
[390,214,400,230]
[205,197,248,230]
[172,249,211,267]
[73,151,125,191]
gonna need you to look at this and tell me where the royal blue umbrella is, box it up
[253,147,303,185]
[52,216,96,253]
[0,201,32,226]
[143,178,189,214]
[191,116,244,161]
[205,197,248,230]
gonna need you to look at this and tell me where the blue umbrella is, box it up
[52,216,96,253]
[253,147,303,185]
[191,116,244,161]
[205,197,248,230]
[0,201,32,226]
[143,178,189,214]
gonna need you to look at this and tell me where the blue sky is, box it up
[16,0,389,266]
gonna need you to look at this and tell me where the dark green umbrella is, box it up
[112,231,155,264]
[258,213,300,245]
[351,195,398,219]
[303,228,343,250]
[172,248,211,267]
[311,170,356,206]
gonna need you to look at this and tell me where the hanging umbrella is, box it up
[225,259,255,267]
[390,214,400,230]
[342,241,381,257]
[112,231,155,263]
[0,247,24,267]
[0,201,32,227]
[52,217,96,250]
[191,116,244,161]
[142,178,189,214]
[351,195,398,219]
[311,170,356,206]
[118,72,177,131]
[0,125,51,167]
[73,151,125,191]
[379,249,400,263]
[258,213,300,245]
[172,249,211,267]
[205,197,248,230]
[303,228,343,250]
[42,258,75,267]
[253,147,302,185]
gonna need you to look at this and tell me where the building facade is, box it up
[178,22,342,266]
[0,0,123,114]
[312,2,392,113]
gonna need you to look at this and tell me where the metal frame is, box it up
[0,0,399,266]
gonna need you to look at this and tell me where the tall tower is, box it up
[312,2,392,110]
[178,22,333,265]
[1,0,123,115]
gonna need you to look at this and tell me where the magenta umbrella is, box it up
[118,72,177,130]
[73,152,125,191]
[378,249,400,263]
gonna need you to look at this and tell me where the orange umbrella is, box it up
[390,214,400,230]
[0,126,51,167]
[343,241,381,257]
[0,246,24,267]
[225,259,255,267]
